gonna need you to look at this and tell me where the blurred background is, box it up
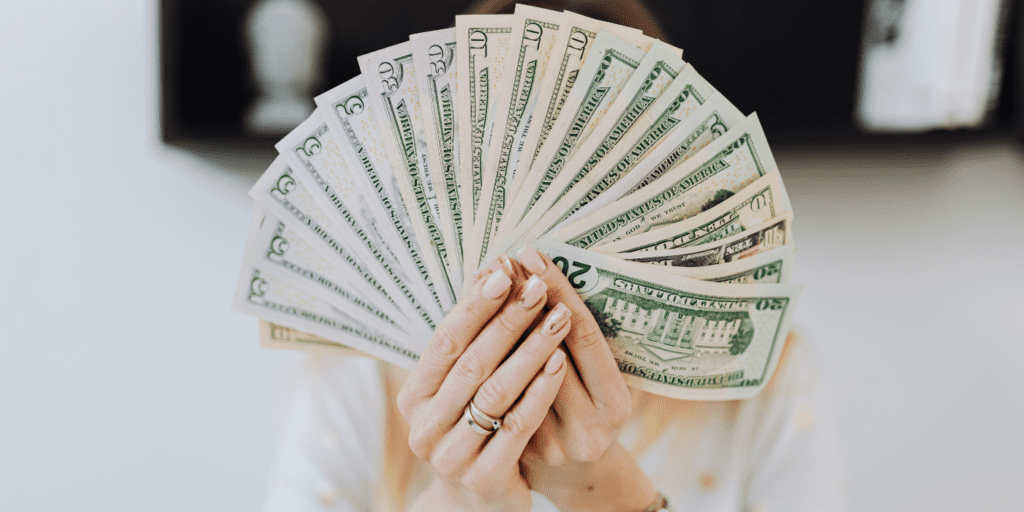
[1,0,1022,510]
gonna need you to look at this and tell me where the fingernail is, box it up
[545,349,566,374]
[542,303,572,336]
[481,270,512,299]
[516,245,546,275]
[517,275,548,310]
[490,253,515,278]
[484,254,499,272]
[469,266,494,284]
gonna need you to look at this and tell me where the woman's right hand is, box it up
[397,258,572,512]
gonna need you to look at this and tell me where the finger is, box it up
[473,349,567,473]
[522,410,566,467]
[400,264,513,414]
[424,401,500,481]
[417,274,550,435]
[516,245,630,410]
[490,252,528,284]
[551,349,596,420]
[423,308,568,478]
[472,302,572,420]
[548,353,621,461]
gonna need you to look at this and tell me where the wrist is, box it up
[409,479,464,512]
[413,478,529,512]
[541,443,657,512]
[411,479,480,512]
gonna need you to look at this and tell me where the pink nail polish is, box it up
[542,303,572,335]
[481,270,512,299]
[545,349,566,374]
[517,275,547,310]
[469,266,494,284]
[516,245,546,275]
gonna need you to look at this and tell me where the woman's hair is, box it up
[464,0,667,41]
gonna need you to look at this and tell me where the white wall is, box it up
[779,143,1024,511]
[0,2,299,510]
[0,1,1021,511]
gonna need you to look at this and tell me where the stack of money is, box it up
[233,5,802,400]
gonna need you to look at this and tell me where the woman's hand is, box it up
[512,245,659,512]
[397,261,572,512]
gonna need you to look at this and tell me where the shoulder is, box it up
[291,355,389,468]
[736,331,830,448]
[264,355,388,512]
[735,332,848,510]
[766,331,821,398]
[298,354,387,407]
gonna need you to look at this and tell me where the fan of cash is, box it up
[233,5,802,400]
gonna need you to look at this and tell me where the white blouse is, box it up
[262,337,846,511]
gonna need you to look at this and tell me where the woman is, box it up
[263,246,845,511]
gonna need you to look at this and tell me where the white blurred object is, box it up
[244,0,329,135]
[857,0,1008,132]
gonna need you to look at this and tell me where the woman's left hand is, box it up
[512,245,659,512]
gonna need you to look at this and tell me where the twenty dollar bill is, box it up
[535,238,801,400]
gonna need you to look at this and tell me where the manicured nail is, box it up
[481,270,512,299]
[483,255,498,272]
[516,245,546,275]
[517,275,548,310]
[545,349,566,374]
[542,303,572,336]
[489,253,515,278]
[469,266,494,284]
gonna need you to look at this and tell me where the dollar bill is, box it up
[249,248,793,362]
[512,58,709,245]
[615,212,794,267]
[597,170,790,254]
[275,111,445,326]
[551,113,781,249]
[233,267,419,370]
[469,5,562,274]
[656,244,795,284]
[500,29,679,243]
[249,157,431,330]
[239,256,412,343]
[506,11,643,200]
[236,207,414,355]
[243,207,424,342]
[243,206,398,327]
[358,42,461,310]
[411,28,465,293]
[260,320,369,358]
[499,30,647,243]
[250,249,793,363]
[314,76,444,313]
[455,14,513,242]
[534,238,801,400]
[559,92,744,227]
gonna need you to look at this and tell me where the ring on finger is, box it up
[469,399,503,432]
[463,403,499,435]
